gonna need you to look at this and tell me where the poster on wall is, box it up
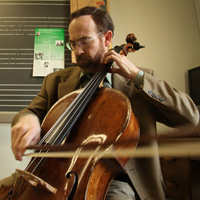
[70,0,109,12]
[33,28,65,77]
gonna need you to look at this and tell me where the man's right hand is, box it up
[11,114,41,161]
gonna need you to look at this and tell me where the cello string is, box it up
[37,45,123,147]
[37,64,106,145]
[51,45,124,144]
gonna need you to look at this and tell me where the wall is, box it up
[194,0,200,32]
[0,124,20,177]
[0,0,200,180]
[109,0,200,92]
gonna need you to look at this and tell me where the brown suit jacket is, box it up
[12,66,199,200]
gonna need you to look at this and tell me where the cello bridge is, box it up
[16,169,57,194]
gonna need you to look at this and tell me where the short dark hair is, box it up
[70,6,114,37]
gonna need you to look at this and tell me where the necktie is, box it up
[79,75,91,88]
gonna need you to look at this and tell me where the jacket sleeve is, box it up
[140,69,199,127]
[12,76,49,126]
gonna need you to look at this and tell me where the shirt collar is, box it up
[104,73,112,86]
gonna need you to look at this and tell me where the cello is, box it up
[0,34,144,200]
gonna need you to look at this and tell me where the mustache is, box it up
[76,54,91,62]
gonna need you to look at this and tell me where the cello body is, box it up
[0,87,139,200]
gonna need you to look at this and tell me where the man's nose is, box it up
[74,45,85,55]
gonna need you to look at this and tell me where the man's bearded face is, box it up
[75,42,105,74]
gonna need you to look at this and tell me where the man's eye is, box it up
[71,42,76,47]
[80,39,90,44]
[81,41,88,44]
[79,37,90,43]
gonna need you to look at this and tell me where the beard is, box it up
[75,45,105,75]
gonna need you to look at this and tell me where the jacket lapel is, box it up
[112,73,134,99]
[58,68,81,99]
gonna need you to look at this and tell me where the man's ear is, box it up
[104,30,112,48]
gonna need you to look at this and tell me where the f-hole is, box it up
[66,171,78,200]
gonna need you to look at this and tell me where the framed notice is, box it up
[70,0,109,12]
[33,28,65,77]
